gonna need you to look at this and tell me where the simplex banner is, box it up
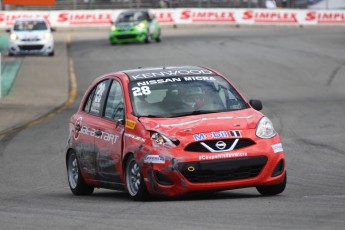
[0,8,345,28]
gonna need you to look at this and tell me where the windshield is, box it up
[129,75,249,118]
[116,11,146,23]
[13,21,48,31]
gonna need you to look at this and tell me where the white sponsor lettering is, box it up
[184,76,216,81]
[131,69,213,80]
[136,78,181,86]
[144,155,165,164]
[124,133,145,142]
[199,152,247,160]
[80,125,119,144]
[132,86,151,96]
[272,143,283,153]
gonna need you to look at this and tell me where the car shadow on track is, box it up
[57,189,264,202]
[152,190,263,202]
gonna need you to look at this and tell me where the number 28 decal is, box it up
[132,86,151,96]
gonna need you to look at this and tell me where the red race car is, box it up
[65,66,286,200]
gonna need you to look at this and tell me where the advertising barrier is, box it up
[0,8,345,28]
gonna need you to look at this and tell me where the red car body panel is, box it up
[66,66,286,198]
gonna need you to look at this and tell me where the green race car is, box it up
[109,10,161,45]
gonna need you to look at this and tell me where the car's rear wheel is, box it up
[155,31,161,42]
[125,155,149,201]
[256,173,287,196]
[67,150,94,195]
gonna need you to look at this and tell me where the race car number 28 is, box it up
[132,86,151,96]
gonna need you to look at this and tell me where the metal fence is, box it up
[2,0,316,10]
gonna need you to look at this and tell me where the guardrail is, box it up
[0,8,344,28]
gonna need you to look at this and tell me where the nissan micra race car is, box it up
[6,18,55,56]
[109,9,161,44]
[66,66,286,201]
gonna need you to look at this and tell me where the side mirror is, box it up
[5,28,11,33]
[249,99,263,111]
[116,118,125,128]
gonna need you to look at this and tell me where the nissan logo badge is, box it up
[215,141,226,150]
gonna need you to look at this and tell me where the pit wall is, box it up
[0,8,345,28]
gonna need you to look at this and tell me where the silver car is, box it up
[6,18,55,56]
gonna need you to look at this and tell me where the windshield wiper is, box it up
[169,110,217,118]
[138,114,170,118]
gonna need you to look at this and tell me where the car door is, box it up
[94,79,125,184]
[73,79,110,179]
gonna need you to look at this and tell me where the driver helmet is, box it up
[181,86,205,108]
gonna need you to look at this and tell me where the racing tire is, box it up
[256,173,287,196]
[125,154,149,201]
[8,52,14,57]
[67,150,94,196]
[48,51,54,57]
[155,31,161,43]
[144,32,151,44]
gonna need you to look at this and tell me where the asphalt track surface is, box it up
[1,27,345,230]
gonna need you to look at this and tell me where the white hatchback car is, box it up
[6,18,55,56]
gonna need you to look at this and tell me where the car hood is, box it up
[138,109,263,140]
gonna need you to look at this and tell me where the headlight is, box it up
[10,33,17,41]
[137,22,146,30]
[110,25,116,31]
[256,117,277,139]
[43,32,52,40]
[151,132,177,148]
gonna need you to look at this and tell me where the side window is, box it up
[84,80,110,116]
[83,87,96,113]
[104,80,124,121]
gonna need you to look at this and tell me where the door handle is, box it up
[95,130,102,136]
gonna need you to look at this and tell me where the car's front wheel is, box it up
[256,173,287,196]
[67,150,94,195]
[125,154,149,201]
[48,50,54,56]
[144,31,151,44]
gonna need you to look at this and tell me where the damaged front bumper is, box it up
[136,141,286,197]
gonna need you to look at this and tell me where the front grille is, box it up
[185,138,255,152]
[18,45,44,51]
[115,34,137,39]
[117,27,134,32]
[21,38,40,42]
[178,156,267,183]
